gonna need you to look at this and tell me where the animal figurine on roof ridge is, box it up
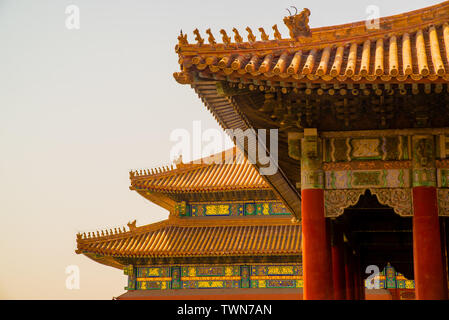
[284,7,312,39]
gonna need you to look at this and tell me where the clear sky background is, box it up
[0,0,443,300]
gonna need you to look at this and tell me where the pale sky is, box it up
[0,0,443,300]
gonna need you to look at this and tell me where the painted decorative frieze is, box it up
[177,201,291,217]
[181,266,241,289]
[412,135,437,187]
[171,267,182,289]
[325,169,410,190]
[250,265,303,289]
[128,264,304,291]
[128,263,414,291]
[301,129,324,190]
[323,136,409,163]
[182,266,240,277]
[174,201,188,217]
[135,267,171,290]
[240,266,250,289]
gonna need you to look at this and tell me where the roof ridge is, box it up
[77,216,298,244]
[129,147,240,180]
[128,147,271,193]
[175,1,449,52]
[76,218,302,263]
[76,219,169,243]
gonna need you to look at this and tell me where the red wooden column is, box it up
[344,246,354,300]
[352,256,358,300]
[326,219,335,299]
[331,223,346,299]
[440,219,449,299]
[412,135,446,300]
[359,261,366,301]
[301,129,332,300]
[355,255,365,301]
[353,273,360,300]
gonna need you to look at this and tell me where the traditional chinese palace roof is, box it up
[175,2,449,83]
[172,2,449,219]
[76,216,300,269]
[130,148,269,193]
[76,149,299,269]
[74,4,436,299]
[129,148,279,207]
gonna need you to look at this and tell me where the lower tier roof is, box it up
[76,217,301,259]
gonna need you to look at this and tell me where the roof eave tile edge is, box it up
[77,251,302,259]
[76,216,299,246]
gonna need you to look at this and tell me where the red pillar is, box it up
[353,256,360,300]
[413,186,446,300]
[331,224,346,300]
[301,130,332,300]
[326,219,334,299]
[355,257,364,301]
[440,218,449,299]
[344,246,354,300]
[360,262,366,301]
[302,189,332,300]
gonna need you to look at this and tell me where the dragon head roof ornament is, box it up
[283,7,312,39]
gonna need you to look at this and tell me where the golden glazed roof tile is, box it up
[76,217,301,258]
[129,148,270,193]
[174,2,449,83]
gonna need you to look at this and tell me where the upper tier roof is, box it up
[130,148,270,193]
[174,1,449,84]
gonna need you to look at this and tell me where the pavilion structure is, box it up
[172,2,449,300]
[76,149,415,300]
[76,2,449,300]
[76,149,304,300]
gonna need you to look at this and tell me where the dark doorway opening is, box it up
[335,189,414,280]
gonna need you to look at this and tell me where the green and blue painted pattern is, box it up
[126,264,303,291]
[325,169,410,189]
[176,201,291,217]
[325,136,410,163]
[127,263,414,291]
[439,169,449,188]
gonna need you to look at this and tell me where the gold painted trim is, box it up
[137,277,172,282]
[250,276,302,280]
[181,276,241,281]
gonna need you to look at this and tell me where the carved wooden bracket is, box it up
[324,189,365,218]
[324,188,414,217]
[370,188,413,217]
